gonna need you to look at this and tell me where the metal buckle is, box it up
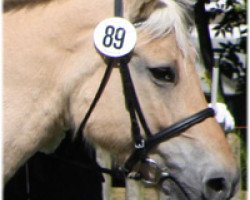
[127,171,141,180]
[139,158,170,187]
[135,139,145,149]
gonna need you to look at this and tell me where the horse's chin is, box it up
[159,178,200,200]
[158,175,240,200]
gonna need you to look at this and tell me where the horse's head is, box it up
[3,0,240,195]
[69,0,239,199]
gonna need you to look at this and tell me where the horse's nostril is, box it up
[206,178,226,192]
[204,176,230,200]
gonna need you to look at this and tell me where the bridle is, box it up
[75,0,215,198]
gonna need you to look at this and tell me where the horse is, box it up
[4,0,240,199]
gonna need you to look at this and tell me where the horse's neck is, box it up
[4,0,114,182]
[6,0,111,43]
[4,0,115,86]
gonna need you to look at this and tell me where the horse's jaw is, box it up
[39,131,66,154]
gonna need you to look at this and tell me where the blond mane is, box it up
[137,0,195,57]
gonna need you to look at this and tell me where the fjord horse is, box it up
[4,0,239,199]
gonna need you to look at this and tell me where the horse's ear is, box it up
[125,0,166,23]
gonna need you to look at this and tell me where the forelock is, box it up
[136,0,195,57]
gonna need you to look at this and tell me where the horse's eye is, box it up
[149,67,176,83]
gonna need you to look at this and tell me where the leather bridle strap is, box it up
[119,60,144,147]
[146,107,215,149]
[124,107,215,173]
[114,0,123,17]
[75,59,114,137]
[119,59,152,148]
[119,60,152,138]
[76,0,123,136]
[76,0,215,183]
[76,0,151,143]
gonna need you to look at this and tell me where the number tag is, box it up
[94,17,137,58]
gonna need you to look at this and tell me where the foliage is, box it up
[208,0,247,93]
[205,0,247,190]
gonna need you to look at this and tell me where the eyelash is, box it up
[148,67,176,83]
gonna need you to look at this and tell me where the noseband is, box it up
[76,0,215,196]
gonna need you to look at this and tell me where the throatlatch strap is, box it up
[76,0,124,136]
[76,59,114,136]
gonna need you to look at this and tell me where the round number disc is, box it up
[93,17,137,58]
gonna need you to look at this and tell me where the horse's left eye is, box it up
[149,67,176,84]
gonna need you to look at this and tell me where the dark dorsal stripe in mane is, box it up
[135,0,195,58]
[4,0,196,58]
[4,0,53,12]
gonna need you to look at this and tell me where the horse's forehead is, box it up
[136,33,180,63]
[124,0,194,58]
[124,0,163,21]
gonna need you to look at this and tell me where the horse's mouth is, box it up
[159,176,238,200]
[159,176,194,200]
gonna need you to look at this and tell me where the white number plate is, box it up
[94,17,137,58]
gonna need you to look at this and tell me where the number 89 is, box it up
[103,25,126,49]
